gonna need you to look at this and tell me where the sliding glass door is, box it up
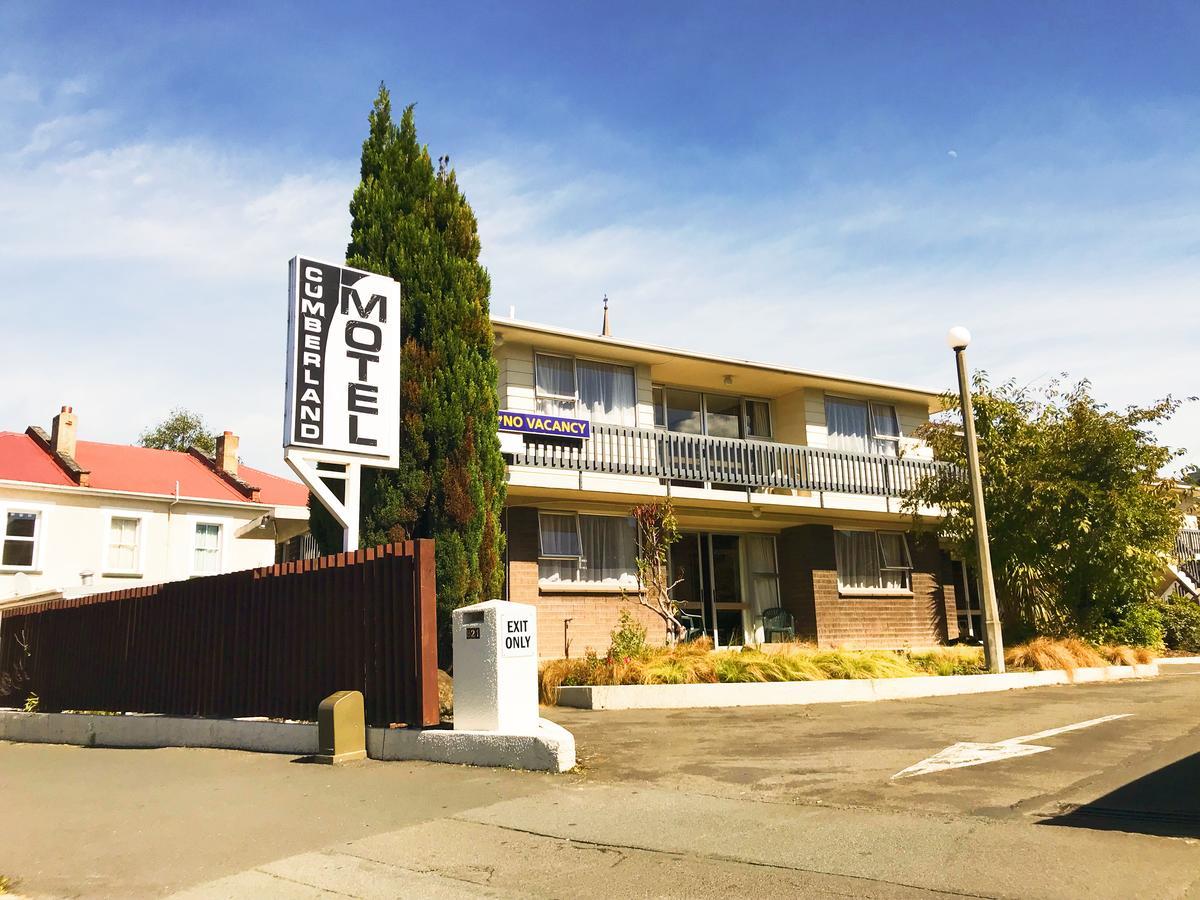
[670,533,750,647]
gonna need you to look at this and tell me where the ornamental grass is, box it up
[539,636,1156,704]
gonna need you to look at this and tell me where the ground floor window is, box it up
[538,512,638,587]
[834,529,912,591]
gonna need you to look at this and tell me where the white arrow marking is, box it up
[892,714,1133,779]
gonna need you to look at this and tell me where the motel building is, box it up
[493,313,981,659]
[0,408,310,607]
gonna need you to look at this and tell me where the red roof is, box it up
[0,432,308,507]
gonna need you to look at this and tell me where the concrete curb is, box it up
[555,663,1161,710]
[1156,655,1200,666]
[0,712,574,773]
[369,718,575,773]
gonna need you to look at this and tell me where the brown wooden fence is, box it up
[0,541,439,727]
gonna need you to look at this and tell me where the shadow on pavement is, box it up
[1044,751,1200,838]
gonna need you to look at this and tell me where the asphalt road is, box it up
[3,671,1199,898]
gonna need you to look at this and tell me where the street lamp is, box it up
[946,326,1005,674]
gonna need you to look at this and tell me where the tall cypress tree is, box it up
[322,84,506,627]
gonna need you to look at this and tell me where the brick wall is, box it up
[779,524,955,649]
[777,525,821,640]
[505,507,668,659]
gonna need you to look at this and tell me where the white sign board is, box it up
[283,256,401,466]
[500,611,535,657]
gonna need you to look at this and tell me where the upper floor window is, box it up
[537,511,638,587]
[825,396,900,456]
[193,522,222,575]
[834,529,912,592]
[535,353,636,426]
[106,515,142,574]
[2,509,42,570]
[652,387,773,440]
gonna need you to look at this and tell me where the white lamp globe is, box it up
[946,325,971,351]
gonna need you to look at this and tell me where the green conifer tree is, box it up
[316,85,506,629]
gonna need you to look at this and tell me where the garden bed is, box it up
[539,637,1157,706]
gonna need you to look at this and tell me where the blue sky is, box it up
[3,1,1198,474]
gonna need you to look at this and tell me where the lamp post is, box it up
[946,326,1005,674]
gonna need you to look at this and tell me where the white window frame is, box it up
[535,351,638,425]
[191,519,225,577]
[651,383,774,440]
[0,501,50,573]
[833,528,913,595]
[536,510,639,590]
[101,508,148,577]
[534,352,578,417]
[824,394,902,454]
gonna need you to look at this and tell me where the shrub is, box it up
[1159,596,1200,653]
[1094,602,1164,649]
[908,647,986,676]
[608,608,649,660]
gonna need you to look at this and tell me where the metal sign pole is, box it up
[284,448,362,552]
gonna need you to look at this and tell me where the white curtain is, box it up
[870,403,900,457]
[535,355,576,416]
[834,529,880,590]
[194,523,221,573]
[577,361,636,426]
[109,517,138,570]
[538,513,637,585]
[579,515,638,584]
[538,513,579,556]
[877,532,910,589]
[745,535,780,643]
[825,397,870,453]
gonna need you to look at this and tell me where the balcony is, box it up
[509,423,962,498]
[1177,529,1200,561]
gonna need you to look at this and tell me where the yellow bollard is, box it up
[315,690,367,764]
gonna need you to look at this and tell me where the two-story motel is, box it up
[493,314,978,659]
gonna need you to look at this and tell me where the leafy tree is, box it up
[313,85,505,633]
[905,374,1184,644]
[138,408,216,455]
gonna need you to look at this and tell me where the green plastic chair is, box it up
[761,607,795,643]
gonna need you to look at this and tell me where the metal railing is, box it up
[1177,528,1200,561]
[510,423,962,498]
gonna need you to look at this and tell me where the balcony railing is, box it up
[1177,528,1200,562]
[509,423,963,498]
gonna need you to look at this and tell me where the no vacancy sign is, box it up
[283,256,401,466]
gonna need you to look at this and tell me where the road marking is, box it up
[891,714,1133,779]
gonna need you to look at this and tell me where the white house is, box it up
[0,407,310,604]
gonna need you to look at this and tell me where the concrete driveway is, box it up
[3,671,1199,898]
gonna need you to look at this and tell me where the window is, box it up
[745,534,781,642]
[106,516,141,573]
[744,399,772,440]
[535,354,636,426]
[2,510,41,570]
[824,396,900,456]
[834,529,912,592]
[537,512,638,586]
[653,386,773,440]
[193,522,222,575]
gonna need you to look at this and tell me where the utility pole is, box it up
[946,326,1005,673]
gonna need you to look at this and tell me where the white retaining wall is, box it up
[555,664,1161,710]
[0,711,574,773]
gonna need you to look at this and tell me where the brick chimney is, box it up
[215,431,238,477]
[51,406,77,459]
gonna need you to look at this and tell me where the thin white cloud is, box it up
[2,73,1197,481]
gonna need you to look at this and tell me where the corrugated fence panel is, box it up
[0,541,439,728]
